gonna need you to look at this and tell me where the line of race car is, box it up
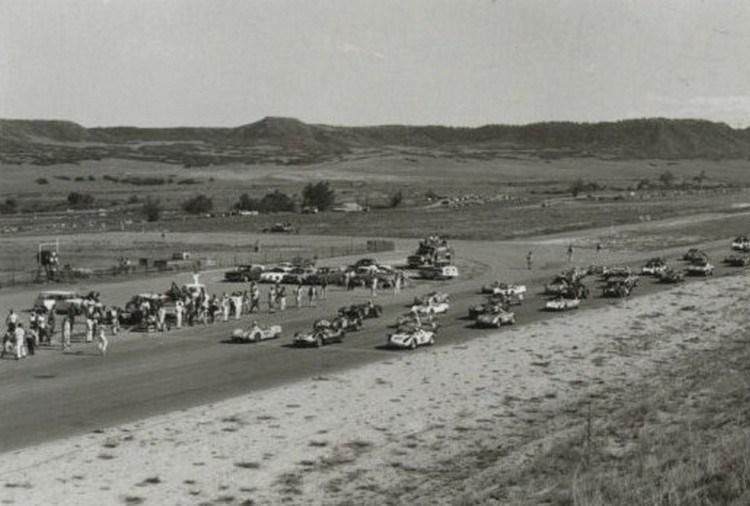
[227,237,749,351]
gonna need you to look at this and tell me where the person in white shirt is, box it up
[221,294,230,322]
[175,300,184,329]
[62,317,72,352]
[6,308,18,333]
[97,324,108,356]
[14,323,26,359]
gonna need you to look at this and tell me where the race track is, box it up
[0,236,740,453]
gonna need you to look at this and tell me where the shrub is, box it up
[390,190,403,208]
[54,175,71,181]
[181,194,213,214]
[88,175,96,181]
[67,192,95,209]
[127,195,140,204]
[35,177,49,185]
[659,170,675,187]
[302,181,336,211]
[74,176,85,182]
[141,197,162,222]
[0,198,18,214]
[259,190,295,213]
[234,193,260,212]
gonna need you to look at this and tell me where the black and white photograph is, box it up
[2,1,750,504]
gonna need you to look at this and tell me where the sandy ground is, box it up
[0,270,745,505]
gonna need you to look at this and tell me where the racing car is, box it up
[601,266,633,280]
[387,325,436,350]
[723,255,750,267]
[409,299,450,317]
[732,236,750,251]
[338,302,383,319]
[230,324,282,343]
[683,248,708,263]
[544,275,572,296]
[602,280,631,298]
[641,258,667,276]
[413,291,451,306]
[685,259,714,276]
[292,319,346,347]
[545,296,581,311]
[479,282,526,298]
[475,307,516,328]
[468,294,517,319]
[331,313,363,332]
[657,268,685,284]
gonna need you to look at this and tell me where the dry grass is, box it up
[457,337,750,506]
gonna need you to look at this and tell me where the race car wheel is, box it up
[409,339,417,350]
[251,332,261,342]
[428,336,434,345]
[315,336,323,348]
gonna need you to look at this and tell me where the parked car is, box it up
[224,264,264,282]
[724,255,750,267]
[658,268,685,283]
[305,266,346,285]
[259,267,289,284]
[420,265,459,280]
[480,282,526,297]
[263,222,295,233]
[732,236,750,251]
[685,259,714,276]
[33,290,84,315]
[683,248,708,263]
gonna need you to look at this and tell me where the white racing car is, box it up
[387,326,436,350]
[475,307,516,328]
[685,260,714,276]
[641,258,667,276]
[230,324,282,343]
[409,300,450,317]
[480,282,526,298]
[545,296,581,311]
[413,291,450,306]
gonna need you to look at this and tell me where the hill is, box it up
[2,116,750,166]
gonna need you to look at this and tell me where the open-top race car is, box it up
[658,268,685,283]
[641,258,667,276]
[410,299,450,317]
[683,248,708,263]
[263,222,295,233]
[602,280,632,298]
[685,258,714,276]
[723,255,750,267]
[545,296,581,311]
[230,324,282,343]
[339,302,383,319]
[293,319,346,347]
[331,313,363,332]
[468,294,517,319]
[544,275,572,296]
[413,291,451,306]
[475,307,516,328]
[479,282,527,298]
[601,266,633,280]
[387,325,436,350]
[732,236,750,251]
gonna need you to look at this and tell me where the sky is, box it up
[1,0,750,128]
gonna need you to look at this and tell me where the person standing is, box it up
[567,244,574,263]
[221,293,230,322]
[250,285,261,313]
[14,322,26,359]
[232,293,243,320]
[62,316,72,352]
[157,304,167,332]
[320,279,327,299]
[175,299,184,329]
[85,307,94,343]
[109,307,119,335]
[47,310,56,343]
[370,277,378,298]
[97,324,108,356]
[526,250,533,270]
[307,284,316,307]
[295,283,303,308]
[5,308,18,333]
[278,285,287,311]
[393,274,401,296]
[268,285,276,313]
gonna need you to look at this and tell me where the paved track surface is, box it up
[0,236,742,453]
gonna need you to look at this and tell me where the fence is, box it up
[0,240,395,290]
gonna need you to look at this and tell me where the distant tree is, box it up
[693,170,707,184]
[88,175,96,181]
[0,198,18,214]
[67,192,95,209]
[302,181,336,211]
[260,190,295,213]
[181,194,213,215]
[141,197,162,222]
[127,194,140,204]
[636,178,651,190]
[569,178,586,197]
[659,170,675,187]
[35,177,49,185]
[390,190,404,208]
[234,193,260,212]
